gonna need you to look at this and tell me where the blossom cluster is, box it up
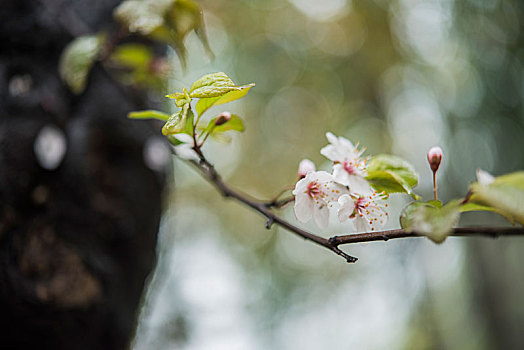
[293,133,389,232]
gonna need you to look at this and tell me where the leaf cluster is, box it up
[129,72,254,147]
[59,0,211,94]
[401,172,524,243]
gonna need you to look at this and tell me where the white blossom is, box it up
[320,132,371,194]
[293,171,348,229]
[337,191,389,232]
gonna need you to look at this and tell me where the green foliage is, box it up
[366,154,419,198]
[128,110,171,122]
[163,103,191,135]
[470,171,524,226]
[110,43,169,90]
[401,200,462,243]
[114,0,212,68]
[162,72,253,138]
[459,203,515,224]
[111,43,153,68]
[59,34,106,94]
[196,88,254,117]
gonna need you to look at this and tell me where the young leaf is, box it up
[189,72,255,99]
[203,114,245,134]
[401,200,461,243]
[184,108,195,135]
[162,103,190,135]
[59,34,106,94]
[196,86,254,117]
[366,154,419,197]
[128,110,170,121]
[460,203,515,224]
[470,171,524,226]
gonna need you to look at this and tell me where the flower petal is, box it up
[354,216,369,233]
[337,194,354,222]
[332,164,351,186]
[313,204,329,229]
[347,175,373,195]
[294,192,314,223]
[292,177,308,196]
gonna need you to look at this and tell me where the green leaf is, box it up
[128,110,170,121]
[203,114,245,134]
[366,155,419,197]
[110,43,154,69]
[470,171,524,226]
[114,0,169,35]
[460,203,515,224]
[184,108,195,135]
[196,86,254,117]
[401,200,461,243]
[189,72,255,99]
[114,0,213,68]
[167,0,214,57]
[162,103,190,135]
[59,34,106,94]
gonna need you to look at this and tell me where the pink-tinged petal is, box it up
[313,204,329,229]
[337,194,354,222]
[298,159,316,178]
[347,175,373,195]
[332,164,351,186]
[294,192,314,223]
[353,216,369,233]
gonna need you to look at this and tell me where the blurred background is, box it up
[1,0,523,349]
[133,0,524,349]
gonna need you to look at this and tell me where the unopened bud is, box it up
[427,146,443,172]
[215,112,232,126]
[298,159,316,179]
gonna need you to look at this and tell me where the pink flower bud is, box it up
[427,146,443,172]
[298,159,316,179]
[215,112,232,126]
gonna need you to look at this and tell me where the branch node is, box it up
[265,218,274,229]
[328,236,339,246]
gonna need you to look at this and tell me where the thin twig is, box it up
[263,196,295,209]
[329,226,524,246]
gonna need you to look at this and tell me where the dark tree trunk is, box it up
[0,0,165,348]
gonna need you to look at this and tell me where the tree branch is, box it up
[187,154,358,262]
[328,227,524,246]
[178,148,524,263]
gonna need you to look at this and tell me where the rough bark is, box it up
[0,0,165,348]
